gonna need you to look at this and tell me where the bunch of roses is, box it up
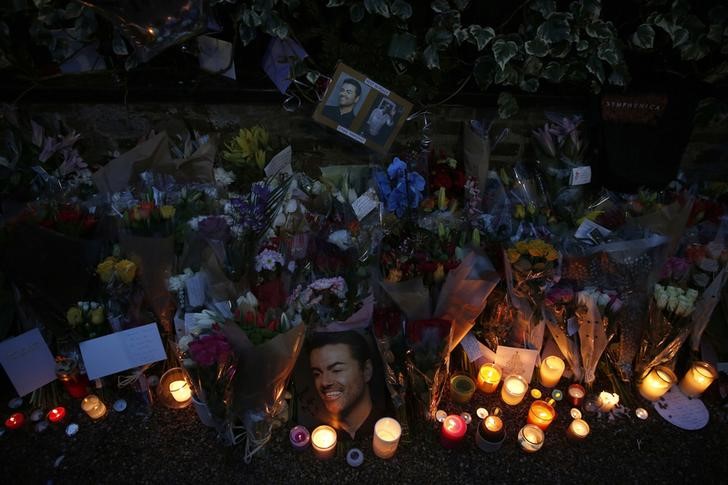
[507,239,559,275]
[96,256,137,285]
[66,301,108,339]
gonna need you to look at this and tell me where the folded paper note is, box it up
[0,329,57,397]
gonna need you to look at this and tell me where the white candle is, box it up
[518,424,544,452]
[679,361,717,398]
[597,391,619,412]
[501,375,528,406]
[539,356,565,388]
[639,366,676,401]
[311,425,337,459]
[372,417,401,459]
[169,380,192,402]
[81,394,107,420]
[566,419,590,441]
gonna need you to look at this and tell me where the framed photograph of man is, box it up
[313,63,413,155]
[291,328,394,441]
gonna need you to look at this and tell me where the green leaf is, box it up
[494,64,518,85]
[530,0,555,18]
[468,25,495,51]
[266,14,289,39]
[550,41,571,58]
[391,0,413,19]
[243,8,265,27]
[453,0,471,9]
[586,55,605,83]
[454,27,469,45]
[672,27,689,47]
[597,43,619,65]
[497,92,518,119]
[525,38,549,57]
[576,39,590,52]
[326,0,345,6]
[707,24,722,44]
[431,0,450,13]
[632,24,655,48]
[492,39,518,70]
[541,61,566,82]
[388,32,417,61]
[473,56,496,90]
[426,28,453,48]
[537,16,571,44]
[680,35,710,61]
[522,56,543,76]
[239,24,257,46]
[350,4,365,22]
[519,78,540,93]
[578,0,602,19]
[423,44,440,69]
[364,0,390,17]
[586,20,612,39]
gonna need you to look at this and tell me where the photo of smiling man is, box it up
[321,77,366,128]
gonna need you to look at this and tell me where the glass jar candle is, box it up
[518,424,545,453]
[501,375,529,406]
[440,414,467,449]
[55,356,90,399]
[81,394,107,420]
[475,415,505,452]
[568,383,586,407]
[450,374,476,404]
[527,399,557,430]
[639,366,676,401]
[289,425,310,451]
[311,425,337,459]
[539,356,565,388]
[477,363,502,394]
[679,361,718,398]
[566,418,590,441]
[372,417,402,459]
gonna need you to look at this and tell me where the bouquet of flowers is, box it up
[499,163,553,241]
[96,255,141,331]
[374,157,426,218]
[66,301,109,341]
[221,125,272,191]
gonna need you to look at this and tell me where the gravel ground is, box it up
[2,377,728,485]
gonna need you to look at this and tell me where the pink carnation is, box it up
[188,334,231,367]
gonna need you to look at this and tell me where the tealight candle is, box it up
[539,356,565,388]
[475,415,506,452]
[47,407,67,424]
[679,361,717,398]
[566,418,590,441]
[81,394,107,420]
[311,425,337,459]
[527,399,557,430]
[5,412,25,430]
[449,374,476,404]
[440,414,467,449]
[289,425,310,451]
[639,366,676,401]
[501,375,528,406]
[568,383,586,406]
[169,380,192,403]
[597,391,620,412]
[372,417,402,459]
[518,424,545,453]
[477,363,502,394]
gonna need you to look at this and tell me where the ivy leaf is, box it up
[350,4,365,22]
[586,55,605,84]
[537,16,571,44]
[550,41,571,58]
[519,78,540,93]
[388,32,417,62]
[576,39,590,52]
[494,64,518,85]
[426,28,453,48]
[578,0,602,19]
[497,92,519,119]
[112,30,128,56]
[522,56,543,76]
[391,0,413,19]
[468,25,495,51]
[530,0,555,18]
[707,24,723,43]
[454,27,469,45]
[239,24,257,46]
[672,27,689,48]
[525,38,549,57]
[243,8,265,27]
[632,24,655,48]
[423,44,440,69]
[597,42,619,65]
[541,61,566,82]
[492,39,518,70]
[364,0,390,17]
[586,20,612,39]
[473,56,496,90]
[326,0,346,6]
[453,0,471,9]
[431,0,450,13]
[680,35,710,61]
[266,14,289,39]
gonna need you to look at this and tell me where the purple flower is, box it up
[198,216,231,242]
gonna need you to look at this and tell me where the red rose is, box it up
[253,279,287,314]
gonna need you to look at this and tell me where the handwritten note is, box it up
[352,190,379,221]
[0,329,57,396]
[653,386,709,430]
[264,146,294,177]
[460,333,496,365]
[185,272,206,308]
[495,345,539,383]
[79,323,166,380]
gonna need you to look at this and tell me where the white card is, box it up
[0,329,57,397]
[185,273,206,308]
[212,300,234,319]
[352,190,379,221]
[653,386,709,430]
[574,219,611,241]
[495,345,539,383]
[184,313,199,334]
[197,35,236,80]
[460,333,496,365]
[570,166,592,185]
[79,323,166,380]
[264,146,294,177]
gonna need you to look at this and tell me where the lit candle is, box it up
[679,361,717,398]
[169,380,192,403]
[597,391,620,412]
[440,414,467,449]
[501,375,528,406]
[527,399,557,430]
[289,425,310,451]
[81,394,107,420]
[517,424,545,453]
[475,415,506,452]
[639,366,676,401]
[568,383,586,406]
[47,407,67,424]
[539,356,565,388]
[4,412,25,430]
[311,425,337,459]
[477,363,502,394]
[372,417,402,459]
[566,418,590,441]
[449,374,476,404]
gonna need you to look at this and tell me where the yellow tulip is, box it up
[66,307,83,326]
[114,259,137,284]
[90,307,105,325]
[96,257,116,283]
[160,205,175,220]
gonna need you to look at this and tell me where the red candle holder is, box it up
[5,412,25,430]
[440,414,467,449]
[47,407,67,424]
[568,383,586,407]
[56,356,90,399]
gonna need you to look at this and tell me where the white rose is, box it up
[328,229,353,251]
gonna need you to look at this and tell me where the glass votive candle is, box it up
[372,417,402,459]
[81,394,108,420]
[289,425,310,451]
[477,363,502,394]
[501,375,529,406]
[527,399,557,430]
[47,407,67,424]
[518,424,545,453]
[568,383,586,406]
[539,356,565,388]
[168,380,192,403]
[639,366,676,401]
[679,361,718,398]
[566,418,590,441]
[475,415,506,452]
[450,374,476,404]
[4,412,25,430]
[311,425,337,459]
[440,414,467,449]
